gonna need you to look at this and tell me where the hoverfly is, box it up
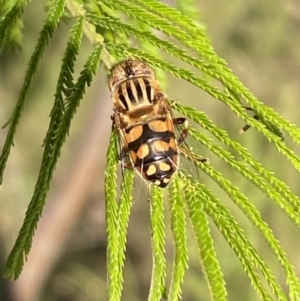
[108,59,190,187]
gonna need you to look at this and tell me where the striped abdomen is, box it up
[122,118,178,187]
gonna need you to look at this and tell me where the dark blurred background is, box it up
[0,0,300,300]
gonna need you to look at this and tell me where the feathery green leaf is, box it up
[167,175,189,301]
[187,125,300,228]
[115,169,134,299]
[181,172,287,301]
[149,186,167,301]
[175,0,203,22]
[0,1,27,52]
[0,0,66,184]
[181,172,228,301]
[4,40,102,279]
[184,151,300,300]
[172,102,300,211]
[105,130,121,301]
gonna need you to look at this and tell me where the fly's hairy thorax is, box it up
[112,77,161,119]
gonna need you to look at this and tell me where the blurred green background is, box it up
[1,0,300,300]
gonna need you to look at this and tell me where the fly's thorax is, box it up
[109,59,155,91]
[112,95,173,131]
[111,77,164,118]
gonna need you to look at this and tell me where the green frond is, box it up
[101,0,219,65]
[105,130,121,301]
[179,172,227,301]
[240,105,284,139]
[44,16,83,147]
[172,102,300,211]
[186,125,300,228]
[65,0,112,68]
[167,175,188,301]
[4,42,102,280]
[175,0,203,22]
[114,170,134,299]
[184,152,300,300]
[226,86,300,145]
[221,97,300,172]
[105,134,134,301]
[0,0,65,184]
[180,173,288,301]
[178,169,227,301]
[87,15,216,77]
[0,1,27,52]
[149,186,167,301]
[135,20,166,85]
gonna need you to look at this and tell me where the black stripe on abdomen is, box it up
[127,123,175,152]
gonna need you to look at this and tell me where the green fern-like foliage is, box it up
[1,0,300,300]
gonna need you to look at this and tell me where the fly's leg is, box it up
[173,117,189,145]
[119,147,134,170]
[179,146,209,164]
[239,107,259,133]
[118,146,135,197]
[112,111,133,169]
[111,114,123,163]
[110,114,115,130]
[147,183,151,203]
[198,157,209,164]
[174,117,209,164]
[240,107,284,139]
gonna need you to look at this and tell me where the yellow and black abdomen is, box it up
[124,121,179,187]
